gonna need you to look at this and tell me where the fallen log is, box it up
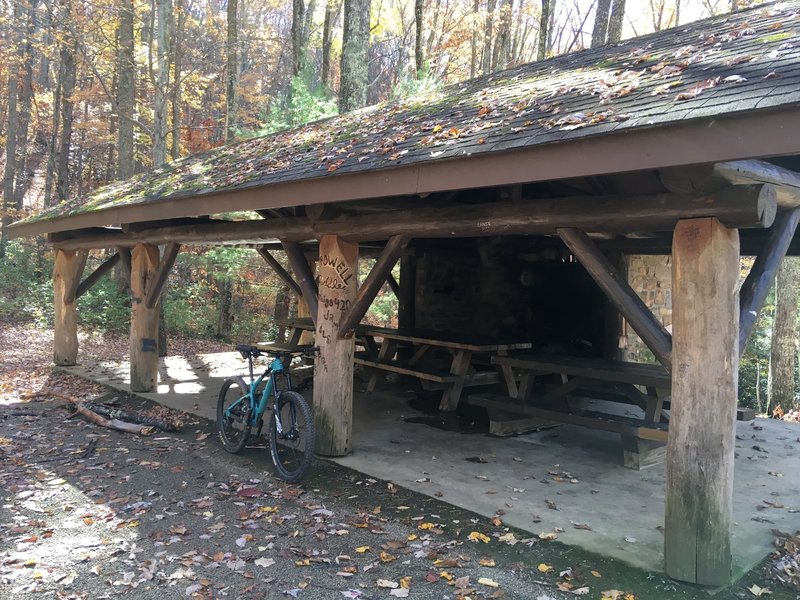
[83,401,181,431]
[72,401,156,435]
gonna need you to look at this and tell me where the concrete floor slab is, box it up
[61,352,800,577]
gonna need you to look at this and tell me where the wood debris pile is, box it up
[770,529,800,590]
[771,406,800,423]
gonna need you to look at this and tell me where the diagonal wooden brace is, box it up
[256,246,303,297]
[74,252,121,300]
[557,227,672,370]
[338,235,410,338]
[282,240,319,325]
[62,249,89,304]
[739,207,800,350]
[145,242,180,309]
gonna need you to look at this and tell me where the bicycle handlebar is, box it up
[235,344,318,360]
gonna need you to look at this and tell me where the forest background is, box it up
[0,0,796,413]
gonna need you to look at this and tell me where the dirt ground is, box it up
[0,321,795,600]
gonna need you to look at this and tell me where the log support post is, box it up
[53,249,88,365]
[665,217,739,586]
[313,235,358,456]
[130,243,161,392]
[398,255,417,332]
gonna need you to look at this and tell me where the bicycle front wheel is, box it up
[268,390,315,483]
[217,377,252,453]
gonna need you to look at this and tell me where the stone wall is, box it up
[624,255,672,363]
[413,239,608,354]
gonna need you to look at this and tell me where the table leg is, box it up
[362,334,379,359]
[496,349,518,398]
[644,386,668,423]
[366,338,397,392]
[439,349,472,411]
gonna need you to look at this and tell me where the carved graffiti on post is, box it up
[313,236,359,456]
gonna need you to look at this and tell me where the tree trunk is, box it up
[56,20,77,202]
[481,0,496,74]
[14,0,39,209]
[414,0,424,77]
[116,0,136,180]
[44,75,61,208]
[153,0,171,166]
[225,0,239,142]
[217,278,234,339]
[1,0,21,255]
[537,0,551,60]
[321,0,341,92]
[591,0,612,47]
[768,257,800,413]
[339,0,371,113]
[470,0,479,77]
[301,0,317,74]
[292,0,306,76]
[608,0,626,43]
[171,0,185,160]
[491,0,512,71]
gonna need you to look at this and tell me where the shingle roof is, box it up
[16,0,800,229]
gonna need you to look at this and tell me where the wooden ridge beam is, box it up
[739,207,800,349]
[282,241,318,325]
[256,246,303,297]
[74,252,121,300]
[715,160,800,208]
[338,235,410,338]
[558,228,673,370]
[49,185,776,250]
[145,243,181,309]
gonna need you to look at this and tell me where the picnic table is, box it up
[469,354,755,469]
[276,317,380,356]
[355,326,531,411]
[277,318,531,411]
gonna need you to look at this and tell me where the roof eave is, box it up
[10,106,800,240]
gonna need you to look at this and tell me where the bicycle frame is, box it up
[226,353,294,430]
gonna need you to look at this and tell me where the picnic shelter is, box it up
[9,1,800,586]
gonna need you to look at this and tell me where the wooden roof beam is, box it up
[48,185,776,250]
[715,160,800,208]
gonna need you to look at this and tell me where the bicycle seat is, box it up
[235,344,262,358]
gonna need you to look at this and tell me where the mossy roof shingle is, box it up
[17,0,800,229]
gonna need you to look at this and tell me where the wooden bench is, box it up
[477,355,669,470]
[474,354,754,469]
[354,355,459,384]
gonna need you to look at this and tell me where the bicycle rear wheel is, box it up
[268,390,315,482]
[217,377,252,453]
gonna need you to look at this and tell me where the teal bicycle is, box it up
[217,344,316,482]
